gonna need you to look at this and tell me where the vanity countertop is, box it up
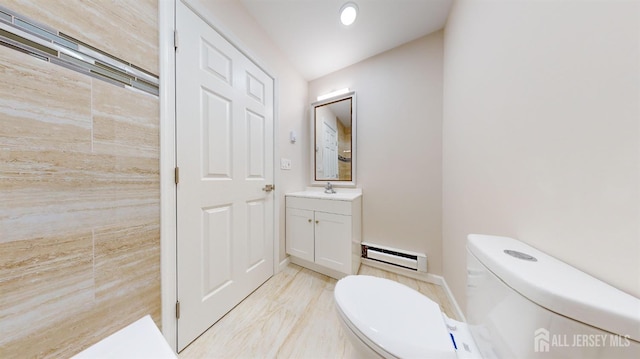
[286,188,362,201]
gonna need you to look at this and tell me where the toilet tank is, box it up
[466,234,640,359]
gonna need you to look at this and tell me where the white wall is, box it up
[443,0,640,312]
[184,0,308,263]
[309,33,445,274]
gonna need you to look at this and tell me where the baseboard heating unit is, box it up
[361,242,427,272]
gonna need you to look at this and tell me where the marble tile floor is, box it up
[179,263,458,359]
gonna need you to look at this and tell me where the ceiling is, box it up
[240,0,453,80]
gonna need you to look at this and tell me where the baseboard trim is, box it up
[277,256,291,273]
[360,258,465,321]
[438,274,466,322]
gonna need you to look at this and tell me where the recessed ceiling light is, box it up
[340,2,358,26]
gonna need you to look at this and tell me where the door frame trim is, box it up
[159,0,280,352]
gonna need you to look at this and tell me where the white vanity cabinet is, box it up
[285,191,362,279]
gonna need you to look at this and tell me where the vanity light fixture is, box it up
[317,88,350,101]
[340,2,358,26]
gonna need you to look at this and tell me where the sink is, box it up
[286,189,362,201]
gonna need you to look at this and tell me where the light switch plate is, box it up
[280,158,292,170]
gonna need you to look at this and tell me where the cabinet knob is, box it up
[308,219,312,223]
[315,220,319,224]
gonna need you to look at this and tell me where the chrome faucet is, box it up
[324,182,336,194]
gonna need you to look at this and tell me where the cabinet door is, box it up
[314,211,351,273]
[285,208,314,262]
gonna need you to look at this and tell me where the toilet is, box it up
[334,234,640,358]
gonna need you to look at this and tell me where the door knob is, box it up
[262,184,275,192]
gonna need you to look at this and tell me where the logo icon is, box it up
[534,328,550,353]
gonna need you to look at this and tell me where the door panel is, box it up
[176,2,274,351]
[247,199,267,272]
[201,39,232,83]
[202,90,232,178]
[202,205,233,297]
[322,122,338,179]
[246,110,266,179]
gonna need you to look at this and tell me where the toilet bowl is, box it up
[334,275,478,359]
[334,234,640,359]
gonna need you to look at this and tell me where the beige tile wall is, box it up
[3,0,159,75]
[0,2,160,358]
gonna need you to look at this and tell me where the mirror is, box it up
[311,92,356,186]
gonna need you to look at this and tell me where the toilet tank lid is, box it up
[467,234,640,343]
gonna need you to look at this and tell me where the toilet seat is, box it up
[334,275,457,359]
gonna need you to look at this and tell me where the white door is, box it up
[322,122,338,179]
[175,2,274,351]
